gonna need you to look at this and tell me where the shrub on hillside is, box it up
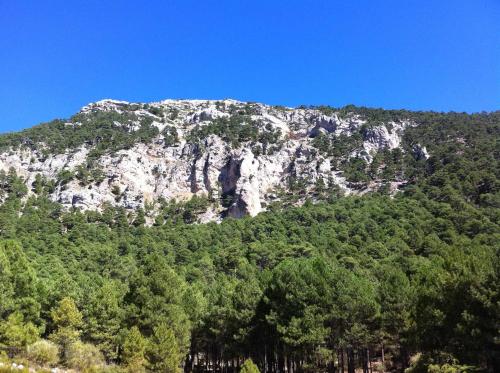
[66,342,104,371]
[240,358,260,373]
[27,340,59,367]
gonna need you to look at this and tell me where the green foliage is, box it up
[82,281,125,361]
[0,240,39,322]
[155,195,210,224]
[133,208,146,227]
[187,114,280,149]
[56,169,74,187]
[0,366,30,373]
[342,157,370,183]
[0,169,28,198]
[376,266,412,347]
[147,105,164,117]
[0,312,39,350]
[240,358,260,373]
[66,341,104,371]
[265,258,331,353]
[27,340,59,367]
[0,107,497,371]
[162,126,179,146]
[147,323,182,373]
[0,188,496,370]
[405,353,477,373]
[121,326,147,372]
[306,107,500,200]
[0,109,159,156]
[49,298,82,361]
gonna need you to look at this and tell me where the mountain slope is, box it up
[0,99,498,221]
[0,100,498,372]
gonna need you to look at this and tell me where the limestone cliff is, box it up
[0,99,428,221]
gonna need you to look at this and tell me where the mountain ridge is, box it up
[0,98,497,222]
[0,99,498,373]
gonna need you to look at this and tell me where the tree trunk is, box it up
[268,347,274,373]
[264,344,268,373]
[347,348,355,373]
[400,346,409,371]
[339,348,344,373]
[363,348,369,373]
[278,352,285,373]
[368,349,372,373]
[184,342,195,373]
[328,356,336,373]
[381,344,385,370]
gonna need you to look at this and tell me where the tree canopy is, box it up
[0,107,498,372]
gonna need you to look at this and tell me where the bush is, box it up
[66,341,104,371]
[27,340,59,367]
[405,353,476,373]
[0,312,39,350]
[240,358,260,373]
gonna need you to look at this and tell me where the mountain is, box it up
[1,98,496,222]
[0,100,498,372]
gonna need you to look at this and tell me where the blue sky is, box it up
[0,0,499,132]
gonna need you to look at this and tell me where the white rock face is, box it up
[412,143,430,160]
[359,121,410,162]
[0,99,424,220]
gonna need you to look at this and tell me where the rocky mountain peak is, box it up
[0,99,426,222]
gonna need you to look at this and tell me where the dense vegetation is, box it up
[0,109,159,158]
[309,109,500,190]
[0,107,498,373]
[187,114,281,151]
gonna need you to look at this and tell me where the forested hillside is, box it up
[0,105,498,373]
[1,99,497,219]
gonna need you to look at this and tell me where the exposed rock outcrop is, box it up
[0,99,425,220]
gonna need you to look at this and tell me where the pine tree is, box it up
[133,208,146,226]
[0,245,14,317]
[0,240,40,323]
[122,326,147,372]
[147,323,182,373]
[0,311,39,350]
[83,280,124,361]
[49,297,82,362]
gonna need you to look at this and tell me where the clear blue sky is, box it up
[1,0,499,132]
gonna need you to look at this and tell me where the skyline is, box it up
[1,0,499,132]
